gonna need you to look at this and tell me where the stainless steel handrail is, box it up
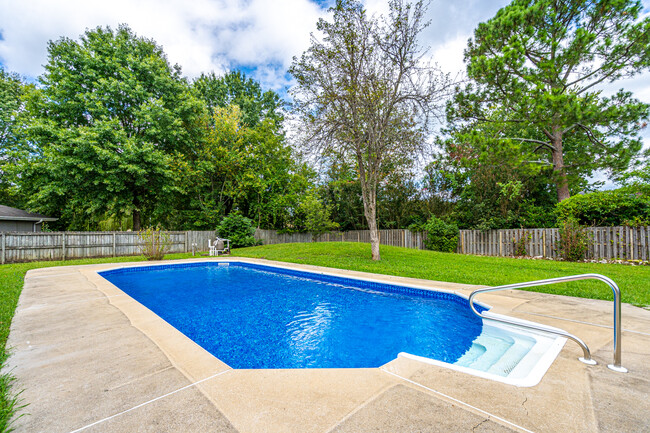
[468,274,627,373]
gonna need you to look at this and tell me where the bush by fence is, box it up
[0,230,215,264]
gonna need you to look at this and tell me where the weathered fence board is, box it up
[0,230,215,264]
[255,228,427,251]
[458,226,650,260]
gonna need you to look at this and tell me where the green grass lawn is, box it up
[0,251,206,432]
[0,243,648,431]
[232,242,650,308]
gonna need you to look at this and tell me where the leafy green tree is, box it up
[217,212,259,247]
[452,0,650,202]
[376,169,428,229]
[170,105,315,231]
[432,121,559,230]
[169,105,243,229]
[620,153,650,194]
[290,0,451,260]
[19,25,204,230]
[0,68,22,151]
[320,156,366,231]
[298,194,339,241]
[193,71,284,127]
[320,154,433,231]
[0,67,27,207]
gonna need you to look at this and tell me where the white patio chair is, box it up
[208,238,230,256]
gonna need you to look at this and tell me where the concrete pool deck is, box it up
[5,257,650,432]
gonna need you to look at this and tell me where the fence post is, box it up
[62,232,66,261]
[113,232,116,257]
[185,231,189,253]
[498,231,502,256]
[1,232,5,264]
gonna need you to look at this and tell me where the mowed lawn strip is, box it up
[232,242,650,308]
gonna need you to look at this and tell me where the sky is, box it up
[0,0,649,172]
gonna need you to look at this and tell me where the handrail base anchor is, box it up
[608,364,628,373]
[579,357,597,365]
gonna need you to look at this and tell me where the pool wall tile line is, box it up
[99,260,488,313]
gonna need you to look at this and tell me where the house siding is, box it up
[0,221,40,232]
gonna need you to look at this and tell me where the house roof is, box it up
[0,205,58,222]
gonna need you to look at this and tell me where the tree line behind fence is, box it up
[0,231,216,264]
[256,226,650,262]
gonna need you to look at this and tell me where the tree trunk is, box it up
[366,206,381,261]
[357,150,381,260]
[551,128,570,202]
[359,176,380,260]
[133,209,141,231]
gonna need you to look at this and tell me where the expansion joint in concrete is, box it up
[67,368,232,433]
[380,368,536,433]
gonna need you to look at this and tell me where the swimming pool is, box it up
[100,261,565,386]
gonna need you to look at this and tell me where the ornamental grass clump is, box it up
[137,227,172,261]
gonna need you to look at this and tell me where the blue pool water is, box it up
[100,262,486,369]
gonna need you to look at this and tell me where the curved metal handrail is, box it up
[468,274,627,373]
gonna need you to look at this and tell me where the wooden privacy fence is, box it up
[255,228,427,250]
[459,226,650,261]
[0,230,216,264]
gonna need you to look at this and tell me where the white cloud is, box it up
[0,0,648,154]
[0,0,325,90]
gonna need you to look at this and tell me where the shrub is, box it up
[423,216,459,253]
[555,188,650,226]
[217,212,260,248]
[137,227,172,260]
[623,215,650,227]
[513,233,531,256]
[557,218,591,261]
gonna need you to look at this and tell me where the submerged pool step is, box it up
[487,339,535,376]
[455,326,539,377]
[456,342,486,365]
[455,334,514,372]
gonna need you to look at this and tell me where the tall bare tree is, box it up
[290,0,451,260]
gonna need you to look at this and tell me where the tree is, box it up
[170,105,315,231]
[432,120,560,230]
[19,25,204,229]
[320,156,367,231]
[290,0,451,260]
[297,193,339,241]
[0,67,27,207]
[452,0,650,202]
[193,71,284,127]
